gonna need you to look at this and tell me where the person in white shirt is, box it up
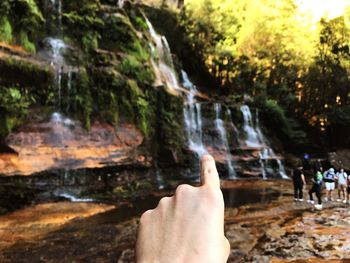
[336,168,348,203]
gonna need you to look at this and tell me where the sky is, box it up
[296,0,350,22]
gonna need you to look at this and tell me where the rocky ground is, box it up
[0,179,349,262]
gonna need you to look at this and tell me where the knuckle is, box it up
[140,209,153,224]
[175,184,193,197]
[157,196,171,208]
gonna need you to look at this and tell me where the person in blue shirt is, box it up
[323,168,336,201]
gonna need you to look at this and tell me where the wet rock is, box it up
[1,180,350,262]
[0,202,115,250]
[0,120,147,176]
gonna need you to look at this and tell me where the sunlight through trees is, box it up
[181,0,350,135]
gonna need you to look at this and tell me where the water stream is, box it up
[146,18,181,91]
[240,105,288,179]
[46,38,66,110]
[46,0,74,112]
[214,103,236,179]
[182,71,207,157]
[118,0,124,9]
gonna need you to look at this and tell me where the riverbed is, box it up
[0,179,349,262]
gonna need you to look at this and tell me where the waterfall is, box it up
[145,17,238,179]
[145,18,181,92]
[240,105,264,147]
[240,105,288,179]
[46,38,66,110]
[66,69,72,112]
[50,0,62,32]
[118,0,124,8]
[214,103,236,179]
[145,17,209,179]
[182,71,207,157]
[155,169,166,190]
[146,18,207,158]
[277,159,288,179]
[46,0,75,113]
[58,0,62,30]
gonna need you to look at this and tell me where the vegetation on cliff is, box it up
[144,0,350,150]
[1,0,349,157]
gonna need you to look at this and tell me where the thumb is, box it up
[200,154,220,189]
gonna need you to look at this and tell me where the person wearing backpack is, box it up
[336,168,348,203]
[323,167,336,201]
[308,170,323,210]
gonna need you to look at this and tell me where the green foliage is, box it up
[75,70,93,129]
[122,80,155,136]
[81,31,99,52]
[0,0,45,51]
[0,17,12,42]
[327,106,350,126]
[89,68,124,125]
[156,88,184,156]
[99,13,139,52]
[63,6,104,52]
[125,7,148,31]
[0,57,53,90]
[18,30,36,53]
[11,0,44,33]
[117,40,154,85]
[0,87,32,136]
[118,54,154,85]
[254,98,307,146]
[0,1,10,18]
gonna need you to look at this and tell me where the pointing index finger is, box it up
[200,154,220,189]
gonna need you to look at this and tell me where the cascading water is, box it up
[46,38,66,110]
[155,169,166,190]
[145,18,182,92]
[227,109,240,147]
[118,0,124,9]
[182,71,207,157]
[214,104,236,179]
[240,105,264,147]
[146,17,238,179]
[66,69,72,112]
[50,0,62,30]
[45,0,75,112]
[240,105,288,179]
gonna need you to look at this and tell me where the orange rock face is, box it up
[0,119,148,176]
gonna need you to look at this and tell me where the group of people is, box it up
[293,159,350,210]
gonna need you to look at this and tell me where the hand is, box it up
[136,155,230,263]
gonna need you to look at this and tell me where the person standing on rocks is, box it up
[336,168,347,203]
[293,164,306,201]
[313,158,323,173]
[323,168,336,201]
[308,170,323,210]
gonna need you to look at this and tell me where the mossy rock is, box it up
[155,87,184,164]
[0,56,53,90]
[99,13,139,52]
